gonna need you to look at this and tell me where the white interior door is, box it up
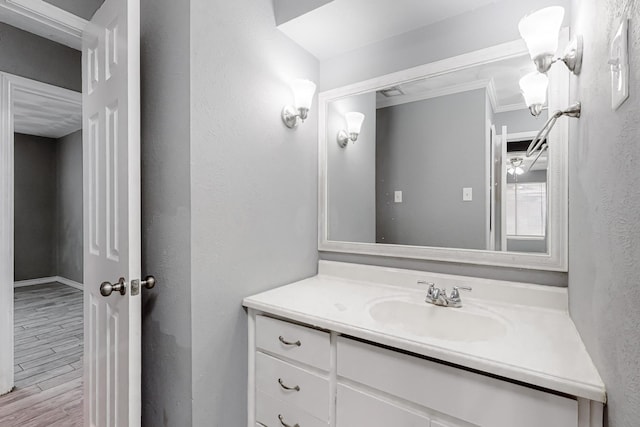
[82,0,141,425]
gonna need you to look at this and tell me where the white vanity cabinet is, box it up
[249,313,595,427]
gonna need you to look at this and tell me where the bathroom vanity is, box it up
[243,262,605,427]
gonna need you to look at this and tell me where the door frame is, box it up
[0,71,82,394]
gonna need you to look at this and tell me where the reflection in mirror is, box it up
[326,53,551,254]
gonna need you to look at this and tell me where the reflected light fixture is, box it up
[508,157,525,176]
[518,6,583,75]
[337,112,365,147]
[519,72,549,117]
[282,79,317,129]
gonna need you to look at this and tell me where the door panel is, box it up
[82,0,140,425]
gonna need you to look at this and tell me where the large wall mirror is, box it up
[318,38,569,271]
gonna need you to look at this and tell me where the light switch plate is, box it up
[463,187,472,201]
[394,191,402,203]
[610,19,629,110]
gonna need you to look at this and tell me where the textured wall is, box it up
[189,0,319,424]
[0,23,80,91]
[376,89,487,249]
[568,0,640,426]
[55,131,83,283]
[327,92,376,243]
[13,134,58,281]
[140,0,193,425]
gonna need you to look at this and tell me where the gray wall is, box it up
[14,132,83,283]
[327,92,376,243]
[55,131,83,284]
[189,0,319,424]
[319,0,571,91]
[14,134,58,281]
[43,0,104,20]
[376,89,487,250]
[274,0,332,26]
[568,0,640,426]
[140,0,193,425]
[0,23,80,91]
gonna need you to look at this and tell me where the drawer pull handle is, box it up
[278,414,300,427]
[278,336,301,347]
[278,378,300,392]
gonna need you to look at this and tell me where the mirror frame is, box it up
[318,37,569,272]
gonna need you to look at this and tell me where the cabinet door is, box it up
[338,337,578,427]
[337,384,430,427]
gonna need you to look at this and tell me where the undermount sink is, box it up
[368,297,508,342]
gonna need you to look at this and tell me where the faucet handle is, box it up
[449,286,472,301]
[418,280,436,298]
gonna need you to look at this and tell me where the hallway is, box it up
[0,283,83,426]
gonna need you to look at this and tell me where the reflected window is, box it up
[506,182,546,237]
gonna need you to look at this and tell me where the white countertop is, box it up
[243,261,606,403]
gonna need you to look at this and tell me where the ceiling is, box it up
[13,89,82,139]
[277,0,499,60]
[375,54,537,112]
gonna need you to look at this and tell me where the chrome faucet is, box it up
[419,281,472,308]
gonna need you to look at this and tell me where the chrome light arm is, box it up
[526,102,581,169]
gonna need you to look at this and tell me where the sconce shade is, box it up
[518,6,564,61]
[519,72,548,108]
[345,112,365,135]
[291,79,317,110]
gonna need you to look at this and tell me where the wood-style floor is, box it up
[0,282,83,427]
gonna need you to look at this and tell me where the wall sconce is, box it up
[337,112,365,147]
[282,79,317,129]
[519,72,548,117]
[518,6,583,75]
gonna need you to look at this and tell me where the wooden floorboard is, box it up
[0,282,83,427]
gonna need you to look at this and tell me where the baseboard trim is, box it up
[14,276,83,290]
[54,276,83,290]
[14,277,58,287]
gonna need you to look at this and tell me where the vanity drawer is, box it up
[337,383,430,427]
[256,391,327,427]
[256,351,330,421]
[337,337,578,427]
[256,315,330,370]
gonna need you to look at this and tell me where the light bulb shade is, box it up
[519,72,549,107]
[518,6,564,60]
[345,112,365,135]
[290,79,316,111]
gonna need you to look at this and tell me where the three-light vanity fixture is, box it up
[282,79,317,129]
[337,112,365,148]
